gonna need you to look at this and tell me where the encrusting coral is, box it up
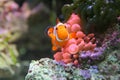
[0,0,28,78]
[49,13,96,65]
[25,0,120,79]
[62,0,120,33]
[25,24,120,80]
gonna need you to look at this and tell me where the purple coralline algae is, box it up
[25,25,120,80]
[79,69,91,79]
[80,47,106,60]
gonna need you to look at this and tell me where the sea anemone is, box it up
[53,13,97,65]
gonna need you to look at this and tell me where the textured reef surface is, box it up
[25,25,120,80]
[25,49,120,80]
[25,0,120,79]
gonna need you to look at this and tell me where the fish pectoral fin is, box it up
[70,32,76,39]
[51,35,56,40]
[52,46,58,51]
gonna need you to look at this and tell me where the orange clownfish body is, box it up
[48,22,76,51]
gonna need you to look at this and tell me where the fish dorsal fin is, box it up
[56,18,61,24]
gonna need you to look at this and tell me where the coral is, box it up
[80,47,104,60]
[66,13,81,26]
[25,6,120,80]
[25,48,120,80]
[0,0,28,42]
[0,29,20,78]
[62,0,120,33]
[0,0,26,78]
[25,28,120,79]
[53,13,96,65]
[25,58,91,80]
[25,0,120,79]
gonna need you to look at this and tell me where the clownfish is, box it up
[47,19,76,51]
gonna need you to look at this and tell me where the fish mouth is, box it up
[55,32,69,42]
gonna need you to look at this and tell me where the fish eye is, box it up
[56,27,58,30]
[64,26,66,28]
